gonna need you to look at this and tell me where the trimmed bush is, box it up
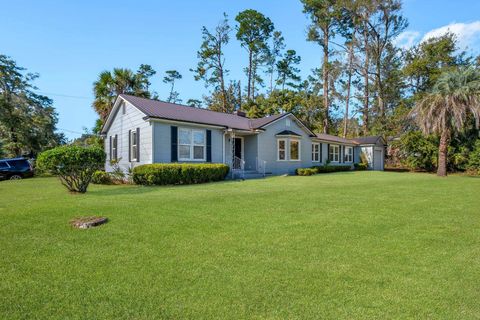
[91,170,113,184]
[37,146,105,193]
[354,163,368,171]
[296,168,318,176]
[312,165,352,173]
[133,163,230,186]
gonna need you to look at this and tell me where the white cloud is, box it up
[421,21,480,51]
[394,31,421,49]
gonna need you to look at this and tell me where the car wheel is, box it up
[9,175,22,180]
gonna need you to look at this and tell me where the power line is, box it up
[33,90,91,100]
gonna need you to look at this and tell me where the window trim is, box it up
[277,139,287,161]
[178,128,206,161]
[111,135,118,161]
[329,144,340,163]
[345,146,353,163]
[130,130,138,162]
[289,139,301,161]
[312,142,320,162]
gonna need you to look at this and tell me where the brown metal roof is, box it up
[351,136,385,145]
[119,94,285,131]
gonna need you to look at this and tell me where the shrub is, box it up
[91,170,113,184]
[132,163,230,185]
[394,131,438,171]
[296,168,318,176]
[354,163,368,171]
[37,146,105,193]
[466,139,480,175]
[312,165,352,173]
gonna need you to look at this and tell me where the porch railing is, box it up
[232,156,245,179]
[256,157,267,177]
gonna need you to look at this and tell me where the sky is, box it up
[2,0,480,139]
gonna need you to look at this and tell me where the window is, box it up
[286,118,291,127]
[345,146,353,162]
[122,102,126,114]
[277,139,286,160]
[329,144,339,162]
[111,135,118,160]
[0,161,9,169]
[312,143,320,162]
[131,130,138,161]
[178,128,205,161]
[290,140,300,161]
[7,160,30,169]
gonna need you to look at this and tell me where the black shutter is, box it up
[342,146,345,163]
[319,143,322,163]
[353,147,355,163]
[136,127,140,162]
[109,136,112,160]
[327,144,330,162]
[128,130,131,162]
[171,126,178,162]
[206,130,212,162]
[114,134,118,160]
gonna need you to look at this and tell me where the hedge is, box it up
[354,163,368,171]
[91,170,113,184]
[296,168,318,176]
[312,165,352,173]
[132,163,230,185]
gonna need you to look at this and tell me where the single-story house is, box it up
[100,94,386,177]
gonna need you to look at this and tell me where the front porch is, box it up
[224,130,267,179]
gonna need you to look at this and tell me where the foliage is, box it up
[132,163,229,185]
[296,167,318,176]
[312,165,352,173]
[466,139,480,175]
[0,54,65,157]
[394,131,438,171]
[354,163,368,171]
[36,145,106,193]
[163,70,182,103]
[92,65,155,122]
[91,170,113,185]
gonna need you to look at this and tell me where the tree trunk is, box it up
[343,37,355,138]
[437,130,450,177]
[362,30,370,136]
[247,50,253,101]
[322,27,330,134]
[217,49,227,113]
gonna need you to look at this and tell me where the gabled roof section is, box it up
[276,130,301,136]
[351,136,386,145]
[314,133,357,145]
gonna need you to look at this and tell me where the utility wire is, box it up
[33,90,91,100]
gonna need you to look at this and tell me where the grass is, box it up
[1,172,479,319]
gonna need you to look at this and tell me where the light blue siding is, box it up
[152,121,224,164]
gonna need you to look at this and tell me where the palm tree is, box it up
[410,68,480,176]
[93,68,151,122]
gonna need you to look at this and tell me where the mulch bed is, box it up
[70,216,108,229]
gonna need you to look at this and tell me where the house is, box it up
[100,94,386,177]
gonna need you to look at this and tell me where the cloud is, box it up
[421,21,480,51]
[394,31,421,49]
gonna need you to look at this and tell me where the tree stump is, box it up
[70,216,108,229]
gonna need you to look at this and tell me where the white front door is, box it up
[374,148,383,171]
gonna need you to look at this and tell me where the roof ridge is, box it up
[120,94,281,121]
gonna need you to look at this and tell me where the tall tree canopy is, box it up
[0,54,64,157]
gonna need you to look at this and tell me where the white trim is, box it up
[101,96,148,134]
[130,130,138,162]
[277,139,287,161]
[261,113,315,136]
[328,144,340,163]
[178,128,206,161]
[289,139,301,161]
[312,142,320,162]
[344,146,353,163]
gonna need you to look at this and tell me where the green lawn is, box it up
[1,172,479,319]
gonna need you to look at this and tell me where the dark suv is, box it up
[0,158,34,180]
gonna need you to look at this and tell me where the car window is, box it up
[7,160,30,170]
[0,161,9,169]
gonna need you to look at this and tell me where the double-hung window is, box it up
[111,135,118,160]
[131,130,138,161]
[345,146,353,162]
[178,128,206,161]
[312,143,320,162]
[290,140,300,161]
[329,144,339,162]
[277,139,286,161]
